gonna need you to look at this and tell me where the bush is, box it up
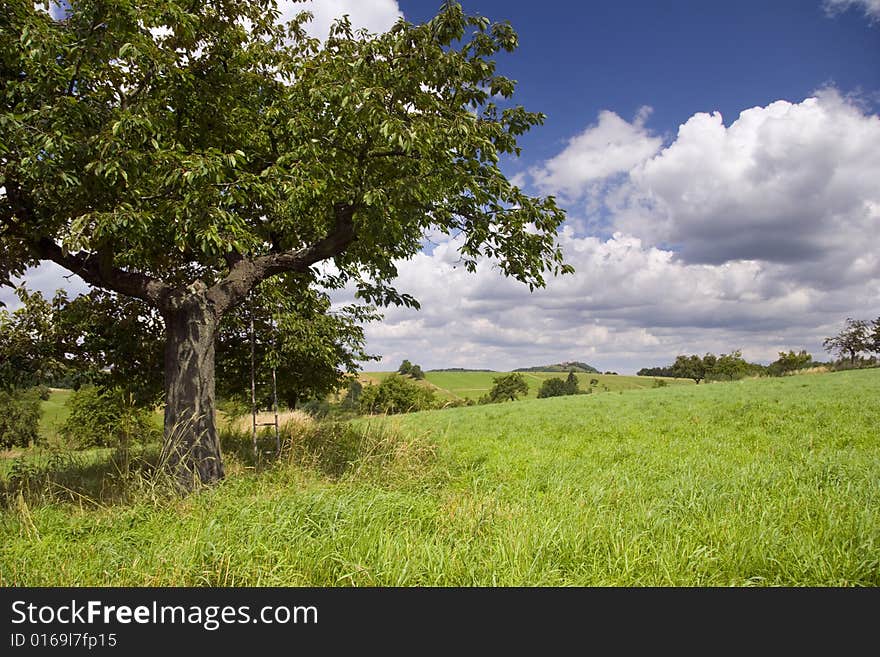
[60,386,160,449]
[340,379,363,411]
[359,374,437,415]
[767,350,813,376]
[0,388,43,449]
[538,371,581,399]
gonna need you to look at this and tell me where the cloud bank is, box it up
[355,90,880,372]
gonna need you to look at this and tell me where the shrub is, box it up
[767,350,813,376]
[340,379,364,411]
[60,386,160,449]
[0,388,43,449]
[359,374,437,415]
[538,377,569,398]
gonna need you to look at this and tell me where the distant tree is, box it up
[637,366,674,377]
[396,360,425,379]
[60,386,160,450]
[871,317,880,355]
[768,350,813,376]
[823,318,871,364]
[565,370,580,395]
[708,350,752,381]
[537,377,568,399]
[482,373,529,403]
[672,355,706,383]
[340,379,363,411]
[0,287,67,391]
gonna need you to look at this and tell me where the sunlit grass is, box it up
[1,369,877,586]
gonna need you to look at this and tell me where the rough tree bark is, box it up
[161,284,224,488]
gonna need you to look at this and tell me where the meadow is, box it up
[1,369,877,586]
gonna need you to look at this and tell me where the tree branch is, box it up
[4,177,172,307]
[207,204,357,314]
[34,237,172,309]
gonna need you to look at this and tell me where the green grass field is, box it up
[1,369,878,586]
[37,388,73,442]
[363,370,693,400]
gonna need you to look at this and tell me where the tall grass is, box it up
[1,369,877,586]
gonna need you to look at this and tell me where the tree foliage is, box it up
[671,355,707,383]
[481,372,529,403]
[767,350,813,376]
[872,317,880,355]
[358,373,437,415]
[0,287,67,390]
[397,360,424,380]
[538,371,580,398]
[669,351,762,383]
[0,387,42,449]
[59,385,160,449]
[824,318,872,364]
[215,277,378,410]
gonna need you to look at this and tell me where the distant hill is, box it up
[428,367,497,372]
[514,361,600,374]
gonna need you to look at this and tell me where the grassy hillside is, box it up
[1,369,878,586]
[37,388,73,441]
[363,370,692,401]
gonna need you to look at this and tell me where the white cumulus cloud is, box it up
[351,90,880,372]
[530,107,662,201]
[610,89,880,283]
[277,0,403,38]
[823,0,880,22]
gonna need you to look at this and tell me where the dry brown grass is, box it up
[220,409,315,434]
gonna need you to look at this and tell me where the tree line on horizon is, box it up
[637,316,880,383]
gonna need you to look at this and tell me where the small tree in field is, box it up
[2,1,570,489]
[565,370,580,394]
[768,350,813,376]
[672,355,706,383]
[823,318,871,364]
[482,373,529,403]
[871,317,880,356]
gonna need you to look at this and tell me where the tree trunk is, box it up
[162,291,224,490]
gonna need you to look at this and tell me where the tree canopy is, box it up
[482,372,529,403]
[824,318,872,364]
[2,0,570,307]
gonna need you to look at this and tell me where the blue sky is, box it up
[399,0,880,166]
[9,0,880,373]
